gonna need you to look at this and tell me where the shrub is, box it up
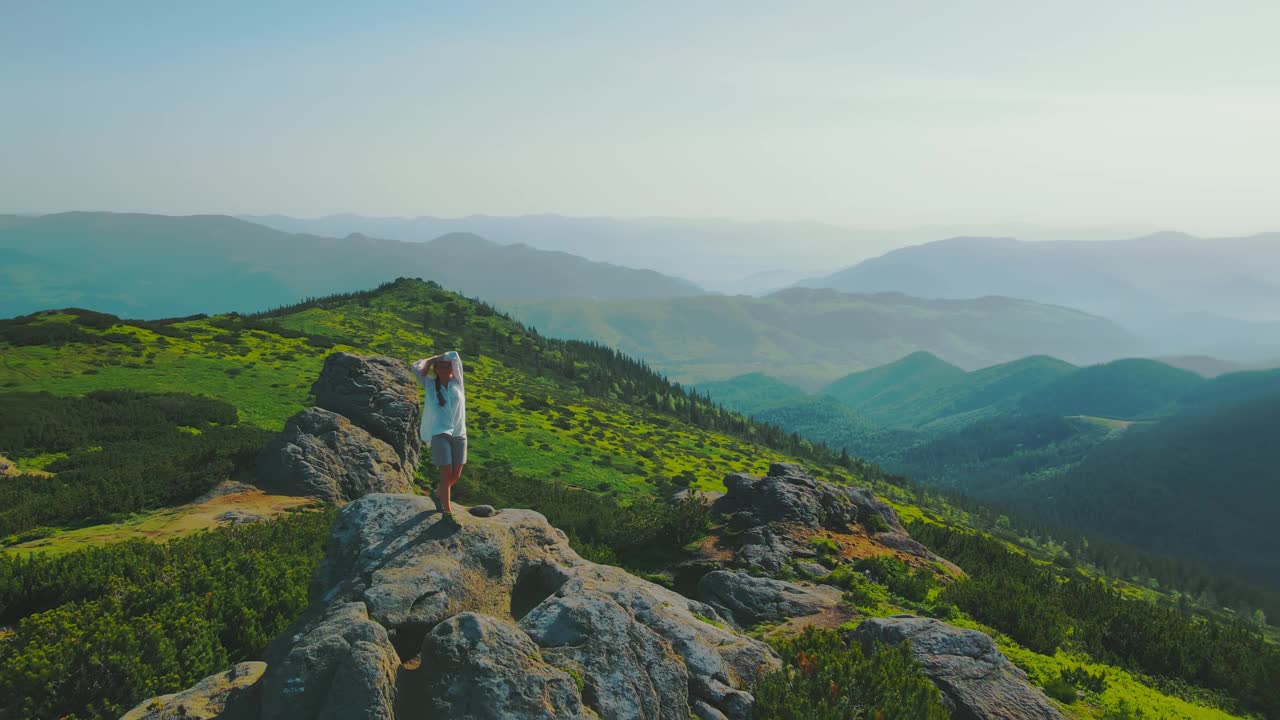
[752,627,949,719]
[1042,676,1077,704]
[865,513,891,533]
[0,510,334,720]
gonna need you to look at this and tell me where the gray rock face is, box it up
[255,407,413,503]
[714,463,892,532]
[260,601,399,720]
[711,464,950,572]
[122,662,264,720]
[697,571,842,629]
[269,493,778,720]
[311,352,421,469]
[854,616,1067,720]
[256,353,424,503]
[734,527,795,574]
[409,612,589,719]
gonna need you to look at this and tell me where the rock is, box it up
[697,571,842,628]
[310,352,421,469]
[469,504,497,517]
[293,493,778,719]
[711,465,958,574]
[259,602,399,720]
[121,661,264,720]
[255,407,413,502]
[712,466,858,531]
[793,561,830,579]
[734,527,795,574]
[853,616,1067,720]
[408,612,589,719]
[216,510,265,525]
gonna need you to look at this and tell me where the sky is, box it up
[3,1,1279,235]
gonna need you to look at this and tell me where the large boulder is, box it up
[121,662,264,720]
[264,493,779,720]
[310,352,421,469]
[408,612,589,719]
[697,571,843,629]
[713,462,899,533]
[255,407,413,502]
[853,616,1067,720]
[259,601,399,720]
[711,463,952,572]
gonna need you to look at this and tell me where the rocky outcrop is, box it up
[121,662,264,720]
[260,601,399,720]
[710,462,951,574]
[242,493,779,720]
[714,462,898,533]
[697,571,843,629]
[256,353,420,502]
[412,612,589,719]
[309,352,421,469]
[256,408,412,503]
[853,616,1067,720]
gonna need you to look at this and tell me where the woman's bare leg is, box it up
[446,464,464,507]
[437,466,453,513]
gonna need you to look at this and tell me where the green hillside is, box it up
[822,351,968,423]
[1018,358,1204,419]
[704,353,1280,594]
[1018,391,1280,586]
[1,279,1275,720]
[507,288,1140,388]
[694,372,809,414]
[0,212,702,319]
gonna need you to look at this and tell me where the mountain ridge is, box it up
[0,212,704,320]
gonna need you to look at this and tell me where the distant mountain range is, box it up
[507,288,1141,388]
[0,212,702,319]
[798,232,1280,361]
[243,214,1158,295]
[698,353,1280,587]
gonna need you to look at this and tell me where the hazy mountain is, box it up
[243,214,1157,295]
[507,287,1141,388]
[693,372,809,414]
[0,212,702,319]
[823,353,1079,430]
[799,232,1280,360]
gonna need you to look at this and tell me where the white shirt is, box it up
[412,352,466,439]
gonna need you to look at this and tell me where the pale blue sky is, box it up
[3,1,1278,233]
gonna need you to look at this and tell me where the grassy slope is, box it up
[0,282,809,502]
[0,279,1253,719]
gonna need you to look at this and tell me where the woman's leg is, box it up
[437,466,453,513]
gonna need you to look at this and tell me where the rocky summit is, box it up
[256,353,420,502]
[132,493,780,720]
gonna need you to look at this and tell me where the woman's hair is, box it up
[434,376,446,407]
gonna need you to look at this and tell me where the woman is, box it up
[411,350,466,522]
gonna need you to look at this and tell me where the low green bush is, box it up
[752,627,949,719]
